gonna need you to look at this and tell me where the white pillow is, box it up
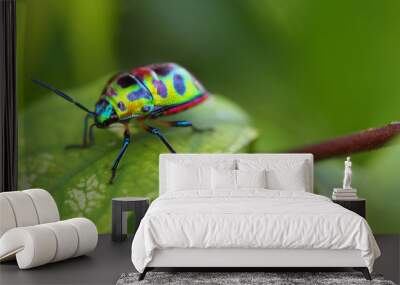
[211,169,236,190]
[267,167,307,191]
[238,159,309,191]
[166,159,236,192]
[211,169,268,190]
[167,162,211,191]
[236,169,267,189]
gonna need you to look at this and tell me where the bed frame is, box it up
[139,154,371,280]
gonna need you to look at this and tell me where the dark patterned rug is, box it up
[116,272,396,285]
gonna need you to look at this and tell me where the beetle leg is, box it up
[151,120,214,133]
[66,114,95,149]
[87,123,95,146]
[140,124,176,153]
[109,127,131,184]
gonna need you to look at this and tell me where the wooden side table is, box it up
[112,197,150,242]
[332,198,366,218]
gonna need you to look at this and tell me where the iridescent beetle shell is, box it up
[95,63,208,127]
[32,63,212,184]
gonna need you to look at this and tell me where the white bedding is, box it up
[131,190,380,273]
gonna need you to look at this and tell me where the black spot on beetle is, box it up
[117,75,137,88]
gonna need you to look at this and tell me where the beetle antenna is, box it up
[32,79,94,115]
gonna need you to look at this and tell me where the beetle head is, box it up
[94,99,119,128]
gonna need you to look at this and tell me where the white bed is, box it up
[131,154,380,280]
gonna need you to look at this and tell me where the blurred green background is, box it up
[17,0,400,233]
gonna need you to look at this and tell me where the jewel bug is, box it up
[33,63,212,183]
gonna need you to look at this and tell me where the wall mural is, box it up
[18,0,400,234]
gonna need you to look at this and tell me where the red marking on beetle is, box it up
[131,67,153,80]
[161,93,209,116]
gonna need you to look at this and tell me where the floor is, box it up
[0,235,134,285]
[0,235,399,285]
[374,235,400,284]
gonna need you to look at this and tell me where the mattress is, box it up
[131,190,380,273]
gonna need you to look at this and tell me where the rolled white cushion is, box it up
[63,218,98,257]
[23,189,59,223]
[0,218,97,269]
[0,226,57,269]
[0,192,39,227]
[42,221,79,262]
[0,196,17,237]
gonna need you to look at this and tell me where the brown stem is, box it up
[286,122,400,161]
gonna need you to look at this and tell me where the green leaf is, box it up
[356,139,400,234]
[19,76,257,233]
